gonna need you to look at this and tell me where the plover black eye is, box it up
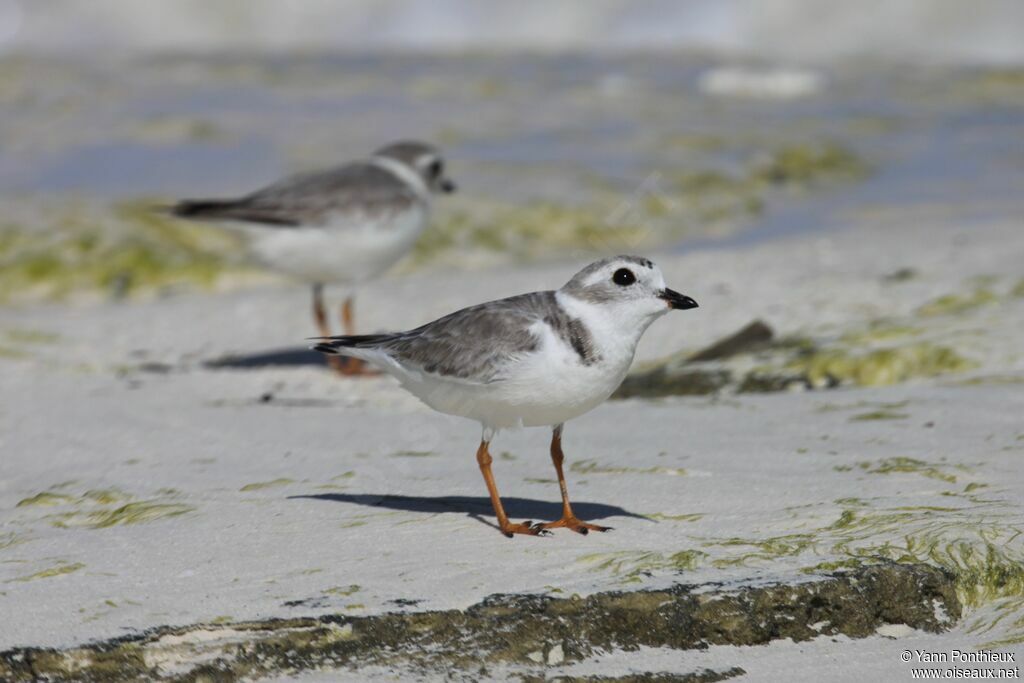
[427,160,443,177]
[612,268,636,286]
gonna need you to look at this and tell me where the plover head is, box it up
[560,255,697,328]
[372,140,457,195]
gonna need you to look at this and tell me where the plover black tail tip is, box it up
[169,199,240,219]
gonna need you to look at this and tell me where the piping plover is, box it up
[313,256,698,537]
[171,140,456,375]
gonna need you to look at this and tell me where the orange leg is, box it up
[337,295,377,377]
[476,439,548,538]
[340,295,356,335]
[312,284,345,374]
[539,424,612,535]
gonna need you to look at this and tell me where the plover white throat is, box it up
[313,256,698,537]
[171,140,456,375]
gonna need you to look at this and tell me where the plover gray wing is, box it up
[170,140,456,377]
[313,255,700,538]
[315,291,573,384]
[171,163,420,229]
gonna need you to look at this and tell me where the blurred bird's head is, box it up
[373,140,457,195]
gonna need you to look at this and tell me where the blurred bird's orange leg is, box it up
[312,284,345,374]
[340,295,356,335]
[539,424,612,535]
[337,295,377,376]
[476,439,548,538]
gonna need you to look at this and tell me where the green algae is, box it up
[578,550,707,583]
[16,487,194,530]
[668,170,765,218]
[751,142,869,188]
[339,520,367,529]
[8,561,84,583]
[801,558,866,574]
[0,533,28,552]
[849,410,909,421]
[817,399,909,414]
[239,478,295,492]
[570,460,686,476]
[917,288,999,317]
[971,596,1024,649]
[857,456,961,484]
[0,564,958,681]
[787,342,975,388]
[16,492,76,507]
[49,501,194,529]
[709,534,816,568]
[3,329,60,345]
[948,374,1024,387]
[694,500,1024,648]
[80,489,132,505]
[0,199,250,302]
[324,585,361,597]
[799,500,1024,623]
[412,202,647,266]
[644,513,704,523]
[840,323,923,345]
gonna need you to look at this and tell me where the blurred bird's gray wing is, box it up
[314,291,565,384]
[171,162,419,227]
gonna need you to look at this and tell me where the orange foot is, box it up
[539,516,613,536]
[500,520,553,538]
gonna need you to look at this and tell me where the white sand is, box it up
[1,213,1023,679]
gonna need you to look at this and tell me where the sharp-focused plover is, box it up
[314,256,698,537]
[172,140,456,375]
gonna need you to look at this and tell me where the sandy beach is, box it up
[1,13,1024,677]
[2,204,1023,679]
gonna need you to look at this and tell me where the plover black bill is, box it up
[313,256,699,537]
[170,140,456,375]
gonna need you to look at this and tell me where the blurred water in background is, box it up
[0,1,1021,299]
[2,0,1023,64]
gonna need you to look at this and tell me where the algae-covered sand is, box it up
[1,208,1023,680]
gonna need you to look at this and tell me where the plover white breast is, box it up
[171,140,456,375]
[314,256,698,536]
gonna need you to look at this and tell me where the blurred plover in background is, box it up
[172,140,456,375]
[315,256,698,536]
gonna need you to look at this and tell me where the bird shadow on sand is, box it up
[289,493,651,531]
[204,347,324,369]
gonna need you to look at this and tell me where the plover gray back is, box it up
[314,256,698,535]
[171,140,456,374]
